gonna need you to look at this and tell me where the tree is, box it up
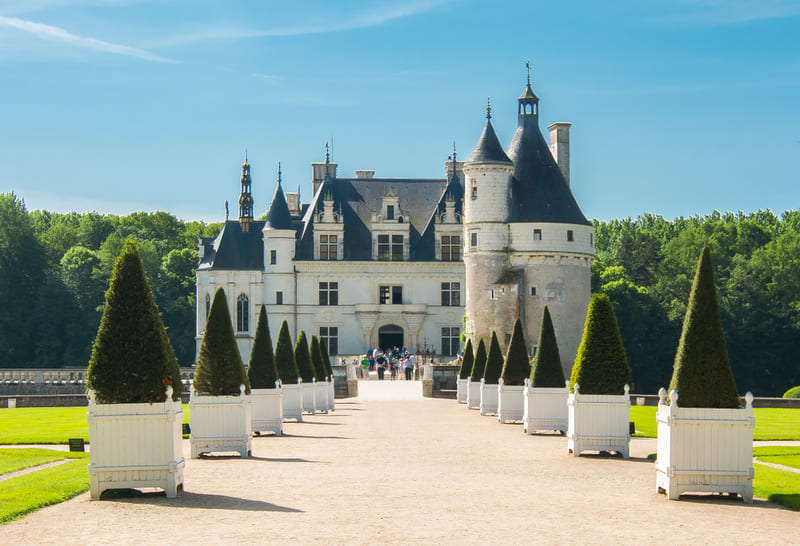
[459,339,474,380]
[248,305,279,389]
[193,287,250,395]
[310,335,327,382]
[569,294,632,395]
[319,337,333,378]
[668,246,740,408]
[86,240,182,403]
[294,330,316,383]
[483,332,504,384]
[530,306,566,388]
[501,319,530,386]
[274,321,299,384]
[471,339,487,380]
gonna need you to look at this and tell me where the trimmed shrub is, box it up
[782,386,800,399]
[459,339,474,380]
[87,240,182,403]
[501,319,530,386]
[530,306,566,388]
[483,332,504,384]
[319,338,333,378]
[669,246,740,408]
[294,330,316,383]
[274,320,299,384]
[247,305,279,389]
[471,339,487,380]
[569,294,632,395]
[193,287,250,395]
[310,335,327,382]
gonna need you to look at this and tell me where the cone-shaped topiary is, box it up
[569,294,632,395]
[668,246,740,408]
[459,339,474,380]
[530,306,566,388]
[310,335,327,382]
[501,319,530,386]
[247,305,279,389]
[87,240,182,403]
[471,339,487,380]
[483,332,504,384]
[319,338,333,378]
[294,330,316,383]
[193,287,250,395]
[274,320,299,384]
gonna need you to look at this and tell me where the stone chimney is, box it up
[355,170,375,179]
[548,122,571,187]
[285,192,300,215]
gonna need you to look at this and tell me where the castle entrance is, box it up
[378,324,404,351]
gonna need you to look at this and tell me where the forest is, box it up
[1,192,798,396]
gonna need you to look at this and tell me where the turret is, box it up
[238,152,254,232]
[262,163,296,276]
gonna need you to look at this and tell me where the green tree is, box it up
[294,330,316,383]
[248,305,279,389]
[668,246,740,408]
[310,335,327,382]
[86,240,182,403]
[274,321,299,384]
[483,332,504,384]
[530,306,566,388]
[193,287,250,395]
[459,339,474,380]
[570,294,633,395]
[501,319,530,386]
[319,337,333,378]
[471,339,487,380]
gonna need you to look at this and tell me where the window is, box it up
[205,293,211,318]
[386,205,394,220]
[567,230,574,242]
[377,234,404,261]
[534,229,542,241]
[270,250,277,265]
[379,285,402,304]
[441,282,461,306]
[236,293,249,332]
[320,327,339,356]
[276,291,283,305]
[319,281,338,306]
[441,327,460,356]
[441,235,461,261]
[319,234,337,260]
[470,180,477,199]
[530,286,537,297]
[470,232,477,248]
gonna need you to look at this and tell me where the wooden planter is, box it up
[250,381,283,436]
[567,384,630,458]
[315,379,329,414]
[87,386,184,499]
[466,378,481,409]
[656,389,754,503]
[522,379,568,435]
[282,382,303,422]
[189,384,252,458]
[497,379,525,423]
[456,378,468,403]
[302,378,317,414]
[479,379,499,416]
[327,376,335,411]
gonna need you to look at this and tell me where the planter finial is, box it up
[624,384,630,395]
[574,383,580,394]
[658,388,666,405]
[239,383,246,395]
[745,392,753,408]
[669,389,678,407]
[165,385,173,400]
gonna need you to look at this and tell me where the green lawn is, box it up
[630,406,800,441]
[754,446,800,470]
[753,463,800,511]
[0,448,87,475]
[0,405,190,444]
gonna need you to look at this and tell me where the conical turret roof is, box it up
[466,118,512,165]
[264,182,293,230]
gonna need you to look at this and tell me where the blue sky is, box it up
[1,0,798,222]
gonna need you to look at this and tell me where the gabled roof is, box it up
[466,119,512,164]
[198,220,266,270]
[264,183,293,230]
[416,169,464,259]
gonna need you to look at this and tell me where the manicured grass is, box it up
[0,448,86,475]
[0,455,90,524]
[753,463,800,511]
[630,406,800,441]
[0,405,190,444]
[754,446,800,470]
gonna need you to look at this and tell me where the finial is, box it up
[325,142,330,164]
[277,161,282,184]
[452,141,457,162]
[245,148,248,164]
[225,200,229,220]
[526,59,531,85]
[486,97,492,119]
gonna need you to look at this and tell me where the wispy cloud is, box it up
[251,73,283,82]
[0,15,177,62]
[667,0,800,26]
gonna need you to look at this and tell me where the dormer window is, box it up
[386,205,395,220]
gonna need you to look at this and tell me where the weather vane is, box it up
[526,59,531,85]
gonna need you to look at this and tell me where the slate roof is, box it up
[264,183,293,230]
[466,119,512,164]
[198,220,267,270]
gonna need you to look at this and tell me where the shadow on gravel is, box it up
[294,420,343,426]
[114,491,303,512]
[196,454,321,463]
[280,434,351,440]
[676,493,781,509]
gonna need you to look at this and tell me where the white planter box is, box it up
[87,387,184,499]
[302,379,317,414]
[250,382,283,436]
[456,378,468,403]
[497,380,524,423]
[655,389,754,503]
[327,377,335,412]
[282,382,303,422]
[568,384,630,458]
[479,379,499,416]
[189,385,252,459]
[315,380,329,414]
[522,380,568,435]
[466,378,481,409]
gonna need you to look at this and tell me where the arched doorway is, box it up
[378,324,404,351]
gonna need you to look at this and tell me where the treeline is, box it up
[2,192,798,396]
[0,193,221,367]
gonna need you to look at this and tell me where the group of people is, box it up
[342,347,417,381]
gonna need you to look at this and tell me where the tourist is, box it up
[404,356,413,381]
[360,354,370,380]
[376,352,386,380]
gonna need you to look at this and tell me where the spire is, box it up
[453,141,457,162]
[277,161,282,185]
[526,59,531,86]
[238,153,254,232]
[325,142,330,164]
[264,176,293,230]
[518,62,539,119]
[486,97,492,119]
[466,100,511,165]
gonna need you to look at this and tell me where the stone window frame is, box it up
[441,282,461,307]
[236,293,249,332]
[319,281,339,306]
[320,326,339,356]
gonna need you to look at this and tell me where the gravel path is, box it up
[1,393,797,544]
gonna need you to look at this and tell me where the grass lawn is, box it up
[753,463,800,511]
[754,446,800,470]
[0,405,190,445]
[0,448,87,475]
[630,406,800,441]
[0,451,90,524]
